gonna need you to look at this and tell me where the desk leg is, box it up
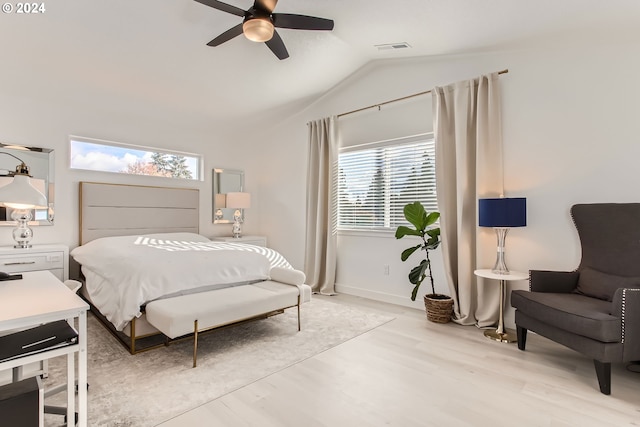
[484,279,517,343]
[78,310,88,427]
[67,344,75,424]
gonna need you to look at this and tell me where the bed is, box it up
[73,182,310,356]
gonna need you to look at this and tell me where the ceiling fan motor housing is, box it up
[196,0,334,60]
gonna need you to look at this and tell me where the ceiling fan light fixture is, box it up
[197,0,333,59]
[243,17,274,42]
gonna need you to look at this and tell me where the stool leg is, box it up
[193,320,198,368]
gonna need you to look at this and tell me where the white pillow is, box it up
[136,232,210,243]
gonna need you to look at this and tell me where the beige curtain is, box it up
[433,73,504,327]
[304,116,338,295]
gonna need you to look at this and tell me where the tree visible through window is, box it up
[70,137,200,180]
[338,134,437,230]
[124,153,193,179]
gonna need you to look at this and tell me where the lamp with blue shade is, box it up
[479,197,527,274]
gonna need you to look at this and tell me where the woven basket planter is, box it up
[423,294,454,323]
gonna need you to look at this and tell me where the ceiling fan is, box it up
[194,0,334,60]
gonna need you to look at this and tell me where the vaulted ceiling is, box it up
[2,0,639,129]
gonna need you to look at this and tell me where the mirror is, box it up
[0,143,54,226]
[212,168,244,224]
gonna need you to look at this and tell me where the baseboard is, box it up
[334,283,424,310]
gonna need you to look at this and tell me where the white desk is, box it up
[0,271,89,426]
[474,269,528,343]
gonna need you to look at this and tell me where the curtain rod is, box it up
[337,69,509,118]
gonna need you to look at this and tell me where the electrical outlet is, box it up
[383,264,390,275]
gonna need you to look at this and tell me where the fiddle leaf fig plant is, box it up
[395,201,441,301]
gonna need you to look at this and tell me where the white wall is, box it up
[3,31,639,328]
[253,35,640,324]
[0,94,257,251]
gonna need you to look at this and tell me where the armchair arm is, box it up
[612,288,640,361]
[529,270,579,293]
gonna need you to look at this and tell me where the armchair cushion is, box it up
[574,267,640,301]
[530,270,579,293]
[511,290,620,342]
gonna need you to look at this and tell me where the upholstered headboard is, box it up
[79,182,199,245]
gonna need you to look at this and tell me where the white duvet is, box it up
[70,233,292,331]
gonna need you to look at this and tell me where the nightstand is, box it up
[211,235,267,247]
[0,245,69,282]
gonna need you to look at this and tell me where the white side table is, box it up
[0,244,69,281]
[474,269,528,343]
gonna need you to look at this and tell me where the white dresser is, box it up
[211,235,267,247]
[0,244,69,282]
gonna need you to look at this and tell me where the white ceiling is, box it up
[2,0,639,129]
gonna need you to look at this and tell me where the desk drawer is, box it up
[0,252,65,275]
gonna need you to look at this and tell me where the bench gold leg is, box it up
[297,295,301,332]
[193,319,198,368]
[130,317,136,355]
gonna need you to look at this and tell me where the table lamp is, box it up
[0,154,48,248]
[214,193,226,221]
[478,197,527,274]
[226,192,251,238]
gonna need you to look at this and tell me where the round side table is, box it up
[474,269,528,343]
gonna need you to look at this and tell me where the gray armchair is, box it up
[511,203,640,395]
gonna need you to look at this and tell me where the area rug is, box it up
[45,298,394,426]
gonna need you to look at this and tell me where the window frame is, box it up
[337,132,437,234]
[69,135,203,181]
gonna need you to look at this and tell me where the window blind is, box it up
[338,134,437,230]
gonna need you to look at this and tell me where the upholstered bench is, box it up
[145,268,311,367]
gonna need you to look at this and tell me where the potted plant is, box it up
[395,201,453,323]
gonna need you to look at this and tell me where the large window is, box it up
[338,134,437,230]
[70,136,201,180]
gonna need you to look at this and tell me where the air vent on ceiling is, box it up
[375,42,411,51]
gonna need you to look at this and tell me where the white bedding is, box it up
[71,233,293,331]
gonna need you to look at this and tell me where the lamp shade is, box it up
[479,197,526,227]
[0,175,47,209]
[226,192,251,209]
[214,193,227,209]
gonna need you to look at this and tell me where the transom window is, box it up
[337,134,437,230]
[69,136,201,181]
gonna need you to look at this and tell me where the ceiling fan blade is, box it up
[272,13,334,31]
[254,0,278,13]
[265,30,289,60]
[207,23,244,46]
[193,0,245,17]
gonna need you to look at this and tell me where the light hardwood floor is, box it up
[159,295,640,427]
